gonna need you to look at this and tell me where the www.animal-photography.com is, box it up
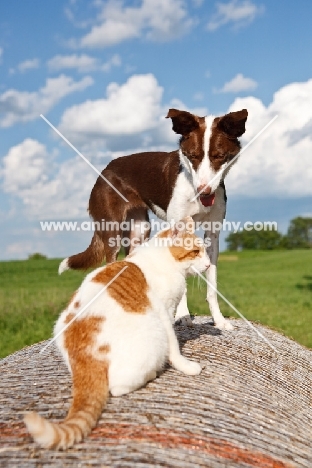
[1,1,312,467]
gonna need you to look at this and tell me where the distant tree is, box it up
[226,228,283,251]
[28,252,47,260]
[284,217,312,249]
[226,217,312,251]
[226,232,242,251]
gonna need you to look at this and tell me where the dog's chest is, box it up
[165,170,212,221]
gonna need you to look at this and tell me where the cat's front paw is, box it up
[110,386,132,397]
[184,360,202,375]
[215,319,234,331]
[171,356,202,375]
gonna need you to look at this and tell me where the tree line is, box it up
[225,217,312,251]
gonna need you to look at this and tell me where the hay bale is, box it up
[1,317,311,467]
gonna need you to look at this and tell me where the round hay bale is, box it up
[1,317,312,467]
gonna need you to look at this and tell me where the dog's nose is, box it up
[198,185,211,195]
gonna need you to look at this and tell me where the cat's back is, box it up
[90,260,151,315]
[54,259,167,375]
[55,259,162,344]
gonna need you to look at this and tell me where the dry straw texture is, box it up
[1,317,312,467]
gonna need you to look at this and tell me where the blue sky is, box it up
[0,0,312,259]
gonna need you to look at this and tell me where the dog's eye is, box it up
[189,153,200,160]
[212,152,226,160]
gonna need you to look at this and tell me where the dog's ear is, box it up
[217,109,248,138]
[166,109,199,136]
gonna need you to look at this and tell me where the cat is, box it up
[24,217,210,450]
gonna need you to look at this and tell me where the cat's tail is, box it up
[24,358,109,450]
[59,231,106,274]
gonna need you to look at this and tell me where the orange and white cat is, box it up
[24,218,210,449]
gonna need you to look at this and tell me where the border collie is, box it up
[59,108,248,330]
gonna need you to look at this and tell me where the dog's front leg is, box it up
[174,290,193,326]
[204,231,234,331]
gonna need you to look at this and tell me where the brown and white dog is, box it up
[59,108,248,330]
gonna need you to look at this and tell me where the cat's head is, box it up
[156,217,210,275]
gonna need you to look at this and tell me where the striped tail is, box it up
[24,358,108,450]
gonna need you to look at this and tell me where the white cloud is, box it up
[193,92,204,101]
[217,73,258,93]
[0,47,3,64]
[64,5,94,29]
[9,58,40,75]
[0,74,207,220]
[2,139,52,193]
[70,0,194,48]
[47,53,121,73]
[207,0,264,31]
[59,74,164,140]
[57,76,207,168]
[226,78,312,198]
[5,77,312,226]
[101,54,121,72]
[6,241,34,256]
[47,54,99,72]
[1,138,95,219]
[3,225,93,260]
[18,58,40,73]
[57,73,184,159]
[0,74,93,127]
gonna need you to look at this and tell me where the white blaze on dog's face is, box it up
[166,109,248,208]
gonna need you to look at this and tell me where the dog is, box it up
[59,108,248,330]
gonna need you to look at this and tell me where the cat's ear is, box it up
[171,217,195,239]
[182,216,195,234]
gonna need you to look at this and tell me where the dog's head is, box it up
[166,108,248,207]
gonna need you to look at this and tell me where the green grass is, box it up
[0,250,311,358]
[188,250,312,347]
[0,259,85,358]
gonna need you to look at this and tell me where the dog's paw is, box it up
[215,320,234,331]
[175,315,194,327]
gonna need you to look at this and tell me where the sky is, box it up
[0,0,312,259]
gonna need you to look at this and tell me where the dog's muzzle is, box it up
[197,185,215,207]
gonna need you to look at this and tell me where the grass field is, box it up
[0,250,311,358]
